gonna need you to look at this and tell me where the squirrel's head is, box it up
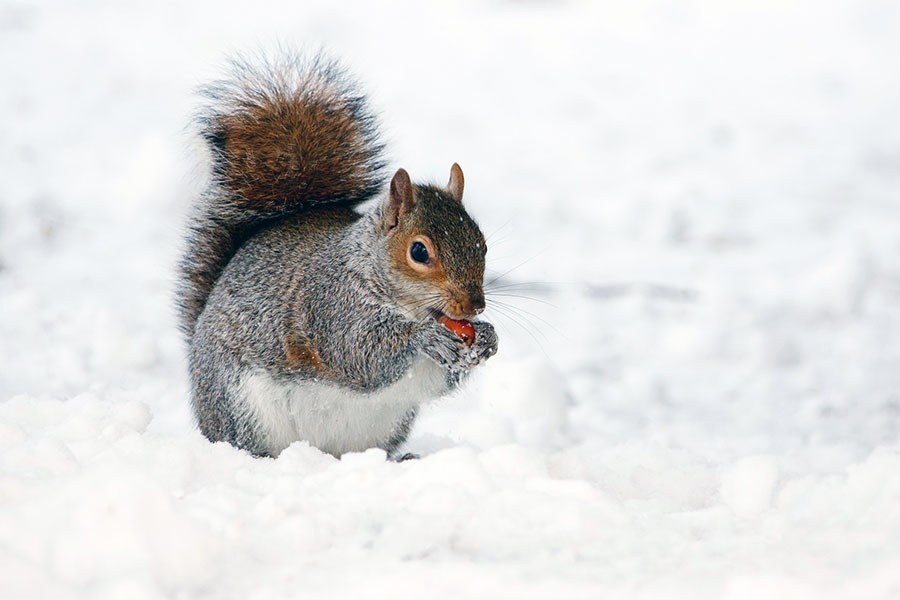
[380,164,487,322]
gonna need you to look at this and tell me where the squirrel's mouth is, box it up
[429,307,476,322]
[428,307,449,321]
[423,291,484,322]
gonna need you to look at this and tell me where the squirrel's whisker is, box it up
[484,281,564,291]
[488,305,550,344]
[484,305,549,354]
[487,299,562,340]
[484,218,512,244]
[484,291,557,309]
[483,248,548,289]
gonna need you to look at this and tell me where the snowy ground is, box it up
[2,0,900,598]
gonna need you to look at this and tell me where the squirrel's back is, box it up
[177,52,386,340]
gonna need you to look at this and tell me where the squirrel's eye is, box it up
[410,241,430,264]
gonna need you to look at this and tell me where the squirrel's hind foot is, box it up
[389,452,420,462]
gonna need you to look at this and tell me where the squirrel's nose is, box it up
[470,291,486,315]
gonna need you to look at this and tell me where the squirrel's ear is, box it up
[447,163,464,204]
[383,168,414,233]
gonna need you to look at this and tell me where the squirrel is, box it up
[176,53,498,460]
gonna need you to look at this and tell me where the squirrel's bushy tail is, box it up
[177,51,386,339]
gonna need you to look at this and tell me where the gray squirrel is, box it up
[176,53,498,459]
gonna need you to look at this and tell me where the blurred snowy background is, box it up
[2,0,900,598]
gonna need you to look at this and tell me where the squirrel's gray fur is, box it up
[177,52,498,458]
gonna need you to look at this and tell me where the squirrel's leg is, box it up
[192,373,272,457]
[190,331,273,457]
[381,407,419,460]
[312,310,425,392]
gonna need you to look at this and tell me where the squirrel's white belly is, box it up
[237,357,446,457]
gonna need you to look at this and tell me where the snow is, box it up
[2,0,900,597]
[719,454,779,518]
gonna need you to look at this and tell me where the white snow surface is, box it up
[2,0,900,598]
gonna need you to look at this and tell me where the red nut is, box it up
[438,316,475,346]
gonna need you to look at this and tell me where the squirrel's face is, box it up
[382,165,487,322]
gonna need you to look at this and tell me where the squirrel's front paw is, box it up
[420,321,471,372]
[466,321,498,367]
[420,319,499,373]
